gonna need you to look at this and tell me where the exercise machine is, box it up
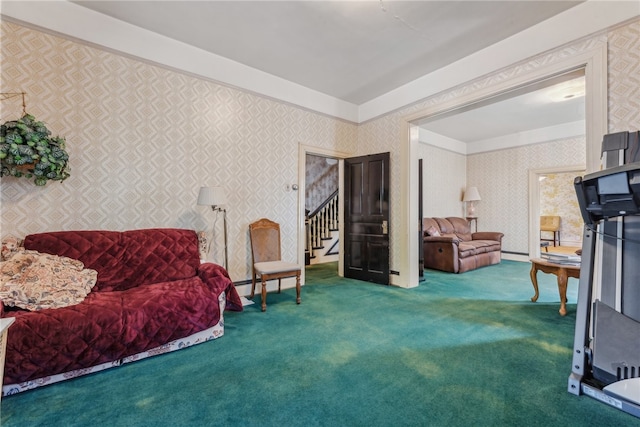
[569,131,640,419]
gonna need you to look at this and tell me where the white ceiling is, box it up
[73,1,582,105]
[60,1,590,143]
[418,71,586,143]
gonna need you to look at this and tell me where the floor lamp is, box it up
[197,186,228,270]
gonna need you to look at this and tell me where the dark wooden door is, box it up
[344,152,390,285]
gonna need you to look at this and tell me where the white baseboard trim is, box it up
[502,253,529,263]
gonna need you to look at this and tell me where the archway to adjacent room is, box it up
[398,44,607,288]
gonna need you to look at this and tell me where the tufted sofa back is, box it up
[24,228,201,292]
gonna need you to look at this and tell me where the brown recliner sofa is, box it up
[423,217,504,273]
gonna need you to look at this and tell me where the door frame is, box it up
[399,44,607,288]
[528,164,586,259]
[297,143,353,284]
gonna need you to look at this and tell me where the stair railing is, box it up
[306,190,339,260]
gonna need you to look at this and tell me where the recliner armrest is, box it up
[424,235,461,245]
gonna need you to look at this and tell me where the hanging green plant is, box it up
[0,114,70,186]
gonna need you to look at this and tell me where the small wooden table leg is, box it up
[529,258,580,316]
[556,269,568,316]
[530,263,540,303]
[295,272,301,304]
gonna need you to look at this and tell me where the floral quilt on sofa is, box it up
[0,249,98,311]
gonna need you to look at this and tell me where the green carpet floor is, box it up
[1,260,637,426]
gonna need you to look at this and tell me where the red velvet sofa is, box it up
[1,228,242,395]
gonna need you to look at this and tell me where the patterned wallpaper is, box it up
[466,137,586,253]
[1,18,639,283]
[540,171,585,247]
[608,19,640,133]
[0,21,357,282]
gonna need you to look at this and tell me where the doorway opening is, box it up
[305,153,340,266]
[529,165,586,259]
[297,144,352,285]
[401,44,607,287]
[415,69,587,262]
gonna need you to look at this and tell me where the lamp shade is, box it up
[197,186,226,207]
[463,186,481,202]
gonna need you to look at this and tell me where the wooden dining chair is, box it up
[540,215,561,247]
[249,218,301,312]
